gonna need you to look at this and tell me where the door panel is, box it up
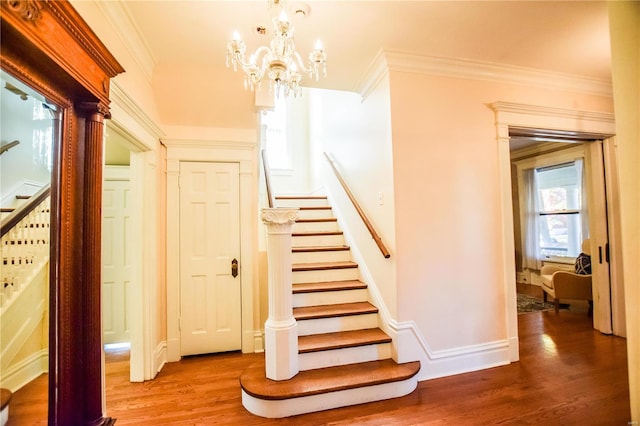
[180,162,241,356]
[102,175,132,344]
[587,141,612,334]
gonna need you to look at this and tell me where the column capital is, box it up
[261,208,299,225]
[77,101,111,120]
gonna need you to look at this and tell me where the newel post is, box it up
[261,208,299,380]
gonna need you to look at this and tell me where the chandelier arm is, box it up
[232,45,272,69]
[291,51,313,74]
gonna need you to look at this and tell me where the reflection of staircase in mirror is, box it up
[0,185,50,399]
[241,195,420,418]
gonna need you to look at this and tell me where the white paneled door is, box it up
[102,169,132,345]
[179,161,241,356]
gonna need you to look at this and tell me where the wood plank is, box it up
[292,261,358,271]
[292,245,350,253]
[298,206,332,210]
[293,301,378,320]
[293,280,367,293]
[240,359,420,400]
[295,218,337,223]
[292,230,343,237]
[7,312,631,425]
[275,196,327,200]
[298,328,391,353]
[0,388,12,410]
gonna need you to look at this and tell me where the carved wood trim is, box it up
[5,0,42,22]
[1,0,125,103]
[1,1,124,424]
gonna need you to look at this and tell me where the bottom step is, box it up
[240,358,420,418]
[1,388,12,426]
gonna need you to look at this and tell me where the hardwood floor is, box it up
[7,311,630,425]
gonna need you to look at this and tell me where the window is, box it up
[521,158,588,268]
[261,96,291,170]
[536,161,584,258]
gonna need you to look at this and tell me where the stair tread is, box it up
[293,261,358,271]
[292,245,350,253]
[299,328,391,353]
[298,206,332,210]
[276,195,327,200]
[296,218,337,223]
[0,208,15,213]
[293,280,366,293]
[240,359,420,400]
[294,301,378,320]
[292,230,343,236]
[1,388,12,410]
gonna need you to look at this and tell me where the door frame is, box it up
[105,108,163,383]
[164,135,260,361]
[491,102,617,361]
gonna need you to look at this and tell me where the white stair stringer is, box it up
[242,376,418,419]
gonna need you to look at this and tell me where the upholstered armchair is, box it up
[540,240,593,314]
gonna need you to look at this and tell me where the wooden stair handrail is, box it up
[323,152,390,259]
[0,140,20,155]
[261,149,275,208]
[1,184,51,238]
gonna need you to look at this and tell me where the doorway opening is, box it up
[510,131,601,320]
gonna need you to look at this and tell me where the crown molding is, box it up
[492,101,615,124]
[109,81,164,152]
[355,49,389,101]
[95,1,156,84]
[358,50,612,98]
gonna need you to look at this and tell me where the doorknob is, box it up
[231,258,238,278]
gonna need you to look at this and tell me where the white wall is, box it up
[269,94,313,195]
[609,1,640,419]
[0,75,52,206]
[308,80,398,318]
[388,69,613,375]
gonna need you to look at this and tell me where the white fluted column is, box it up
[261,208,299,380]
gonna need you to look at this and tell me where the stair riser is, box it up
[292,250,351,263]
[298,343,392,371]
[292,234,344,247]
[296,209,333,220]
[293,221,339,233]
[242,378,418,418]
[276,198,329,208]
[292,268,359,284]
[293,288,368,308]
[296,313,378,336]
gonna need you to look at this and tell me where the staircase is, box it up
[0,186,50,412]
[241,195,420,418]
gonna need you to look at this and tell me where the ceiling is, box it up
[124,0,612,93]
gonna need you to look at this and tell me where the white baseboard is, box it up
[393,320,510,381]
[253,331,265,353]
[152,341,167,378]
[2,349,48,392]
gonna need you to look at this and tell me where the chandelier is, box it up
[226,0,327,97]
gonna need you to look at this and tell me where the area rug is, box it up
[517,293,555,314]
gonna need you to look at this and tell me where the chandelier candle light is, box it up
[226,0,327,97]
